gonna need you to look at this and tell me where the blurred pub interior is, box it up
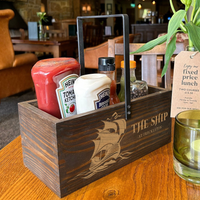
[0,0,184,38]
[0,0,184,148]
[0,0,184,83]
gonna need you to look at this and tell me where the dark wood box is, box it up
[18,86,171,198]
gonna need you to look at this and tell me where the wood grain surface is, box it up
[18,86,172,197]
[1,119,200,199]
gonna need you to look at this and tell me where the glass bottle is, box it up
[118,60,136,102]
[98,57,120,105]
[131,79,148,99]
[186,46,196,51]
[118,60,148,102]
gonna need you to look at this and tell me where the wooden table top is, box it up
[11,36,77,45]
[1,119,200,200]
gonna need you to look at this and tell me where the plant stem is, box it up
[180,24,187,33]
[169,0,176,14]
[191,0,196,21]
[187,0,196,49]
[188,39,194,50]
[184,15,188,23]
[169,0,187,32]
[193,7,200,24]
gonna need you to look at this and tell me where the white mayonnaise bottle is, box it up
[74,73,111,114]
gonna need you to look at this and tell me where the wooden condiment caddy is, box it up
[18,15,171,198]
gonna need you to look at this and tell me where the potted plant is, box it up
[131,0,200,77]
[37,12,48,39]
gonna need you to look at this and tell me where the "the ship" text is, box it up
[131,112,168,134]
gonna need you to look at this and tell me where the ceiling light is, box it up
[82,6,86,12]
[137,3,142,9]
[130,3,135,8]
[152,0,156,5]
[87,5,91,12]
[130,1,135,8]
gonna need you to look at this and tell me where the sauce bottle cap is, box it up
[121,60,136,69]
[98,57,115,71]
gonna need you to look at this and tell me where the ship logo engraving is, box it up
[73,112,132,180]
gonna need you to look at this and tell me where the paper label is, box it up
[171,51,200,118]
[94,88,110,109]
[56,74,78,118]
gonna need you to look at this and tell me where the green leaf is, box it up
[166,10,186,45]
[185,22,200,51]
[191,0,196,6]
[36,12,47,24]
[130,34,167,54]
[195,0,200,7]
[43,16,49,23]
[192,0,200,21]
[196,18,200,26]
[193,7,200,25]
[161,35,177,77]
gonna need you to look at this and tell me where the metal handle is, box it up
[77,14,131,120]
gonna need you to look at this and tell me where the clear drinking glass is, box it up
[173,110,200,184]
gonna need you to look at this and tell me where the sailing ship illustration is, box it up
[73,112,132,180]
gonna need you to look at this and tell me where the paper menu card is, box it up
[171,51,200,118]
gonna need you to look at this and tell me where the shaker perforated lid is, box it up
[98,57,115,71]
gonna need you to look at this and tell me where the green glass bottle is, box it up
[118,60,136,102]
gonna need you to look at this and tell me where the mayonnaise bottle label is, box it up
[56,74,78,118]
[95,88,110,109]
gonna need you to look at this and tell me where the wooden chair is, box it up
[132,34,141,43]
[84,34,141,80]
[0,9,38,99]
[140,54,175,86]
[156,55,176,86]
[108,41,188,89]
[84,33,140,69]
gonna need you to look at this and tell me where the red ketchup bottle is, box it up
[31,58,80,119]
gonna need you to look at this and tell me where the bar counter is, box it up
[131,23,168,43]
[0,119,200,200]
